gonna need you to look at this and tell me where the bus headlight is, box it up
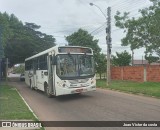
[91,79,96,84]
[57,81,68,88]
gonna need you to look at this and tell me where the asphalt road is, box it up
[9,80,160,130]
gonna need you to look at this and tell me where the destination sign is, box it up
[58,47,92,53]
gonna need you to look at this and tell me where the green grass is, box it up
[0,83,45,130]
[97,80,160,98]
[0,83,36,120]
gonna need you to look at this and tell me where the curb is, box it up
[16,89,39,120]
[15,88,45,130]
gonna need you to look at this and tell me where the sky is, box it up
[0,0,152,59]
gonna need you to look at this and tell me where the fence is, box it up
[111,65,160,82]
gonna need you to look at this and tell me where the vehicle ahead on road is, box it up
[20,73,25,81]
[25,46,96,97]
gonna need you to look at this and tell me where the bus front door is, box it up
[33,70,37,88]
[48,55,55,95]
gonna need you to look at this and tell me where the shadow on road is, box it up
[34,88,94,102]
[55,93,94,102]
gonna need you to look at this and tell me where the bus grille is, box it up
[68,79,89,84]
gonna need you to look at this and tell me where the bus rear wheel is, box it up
[44,83,52,98]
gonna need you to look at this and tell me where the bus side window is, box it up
[33,58,37,74]
[44,55,48,69]
[25,61,27,70]
[25,60,32,71]
[37,57,40,70]
[39,55,47,70]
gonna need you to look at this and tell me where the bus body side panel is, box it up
[25,70,34,87]
[36,70,48,91]
[33,72,37,88]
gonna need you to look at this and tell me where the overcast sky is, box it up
[0,0,152,59]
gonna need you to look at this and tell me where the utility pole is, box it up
[89,3,112,86]
[131,49,134,66]
[106,7,111,86]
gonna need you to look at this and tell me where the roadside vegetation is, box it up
[0,83,45,130]
[0,83,36,120]
[97,80,160,98]
[12,64,25,74]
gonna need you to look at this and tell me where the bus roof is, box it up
[25,45,92,61]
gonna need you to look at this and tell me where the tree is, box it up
[4,22,56,65]
[65,28,101,61]
[145,54,159,64]
[0,12,56,65]
[112,50,131,66]
[96,53,106,79]
[13,64,25,74]
[114,0,160,57]
[0,12,13,47]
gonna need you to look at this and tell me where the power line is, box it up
[90,23,106,34]
[41,22,105,29]
[39,0,152,37]
[111,0,147,9]
[38,0,152,38]
[111,0,151,16]
[111,0,131,7]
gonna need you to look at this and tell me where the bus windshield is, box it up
[56,54,95,79]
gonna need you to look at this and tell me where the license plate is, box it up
[75,89,83,93]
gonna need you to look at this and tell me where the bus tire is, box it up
[30,79,34,90]
[44,83,52,98]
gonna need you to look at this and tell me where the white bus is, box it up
[25,46,96,97]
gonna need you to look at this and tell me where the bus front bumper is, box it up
[56,85,96,96]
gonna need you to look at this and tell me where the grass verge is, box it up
[97,80,160,98]
[0,83,44,130]
[0,83,36,120]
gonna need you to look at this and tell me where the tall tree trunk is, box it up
[99,73,102,80]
